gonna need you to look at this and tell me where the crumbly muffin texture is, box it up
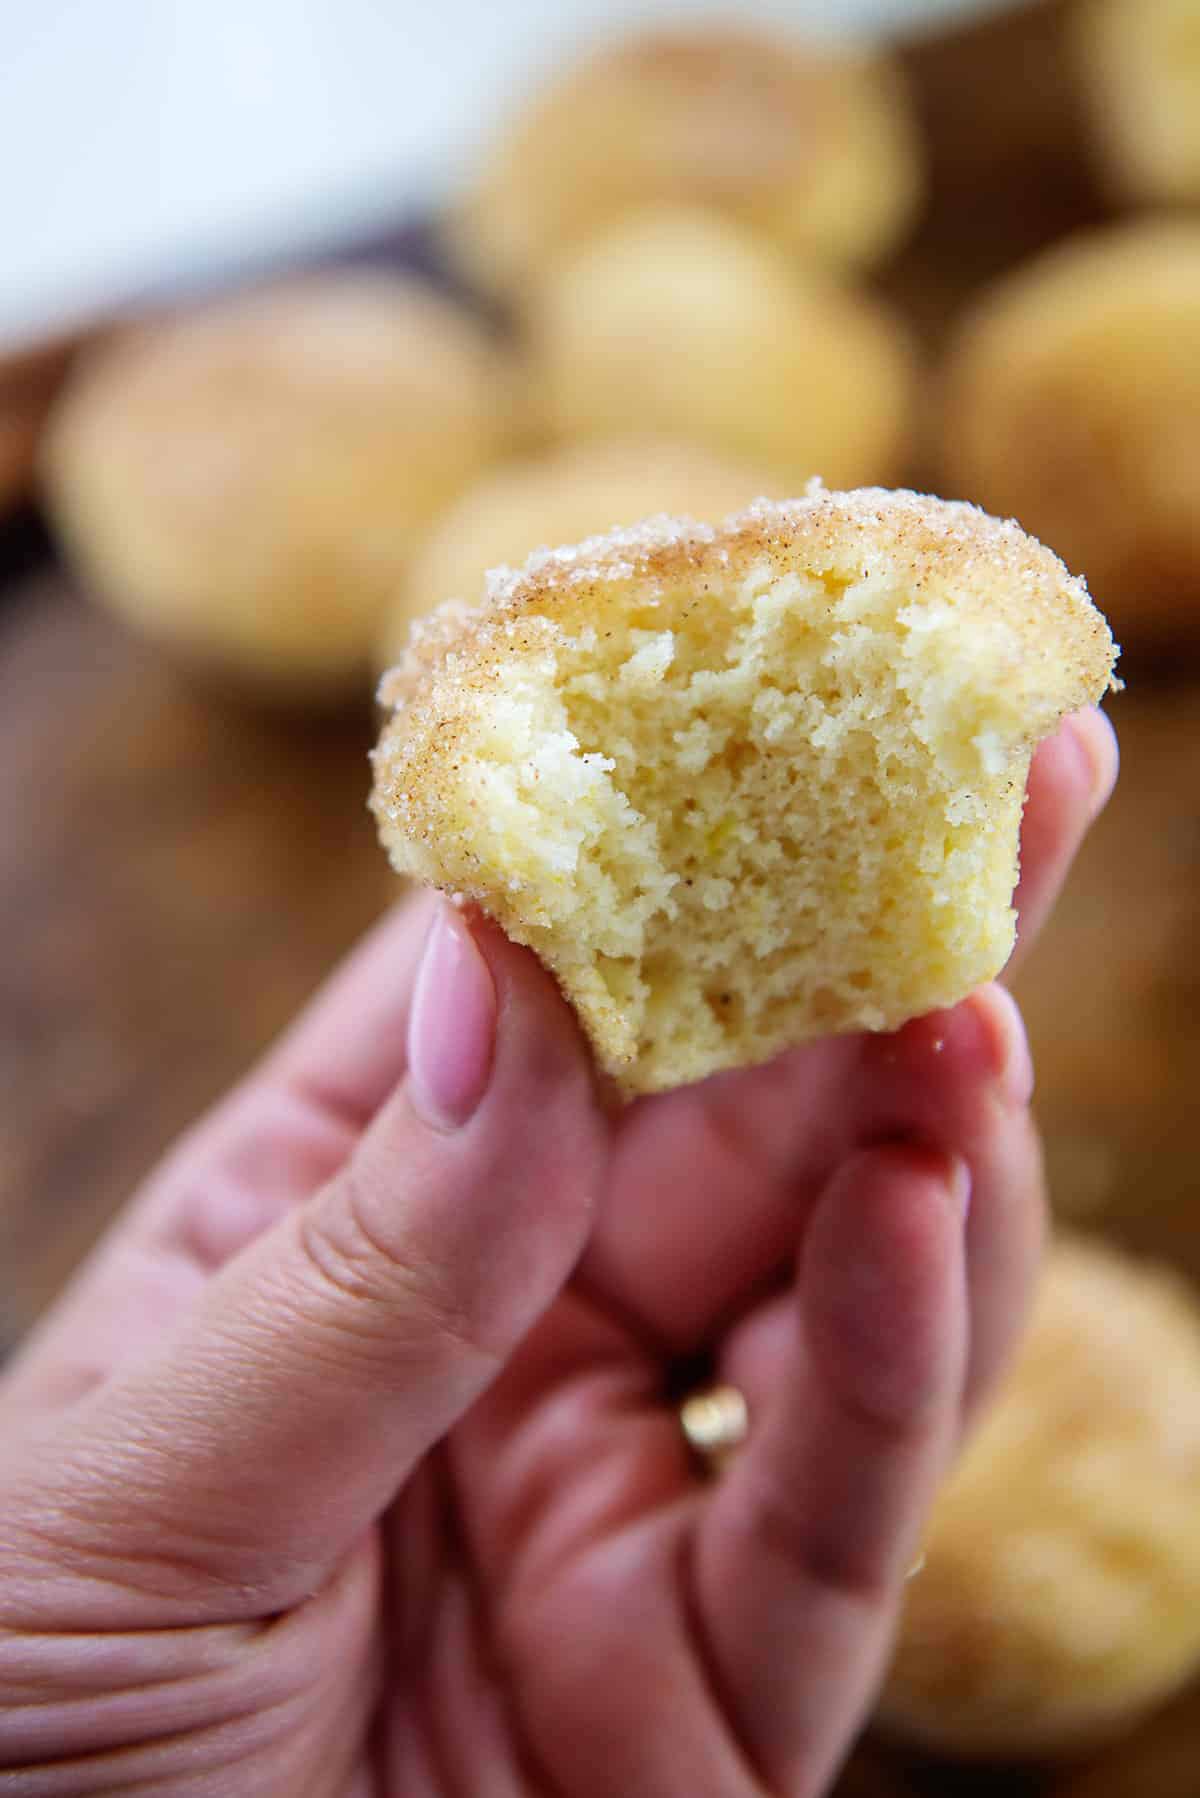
[883,1238,1200,1757]
[371,488,1116,1094]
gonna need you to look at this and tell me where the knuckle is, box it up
[290,1165,496,1374]
[734,1462,890,1608]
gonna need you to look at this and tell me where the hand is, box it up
[0,710,1116,1797]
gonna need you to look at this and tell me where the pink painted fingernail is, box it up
[969,986,1035,1110]
[945,1154,972,1224]
[407,905,497,1130]
[1068,707,1119,821]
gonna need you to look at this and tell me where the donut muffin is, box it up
[527,208,916,493]
[372,488,1115,1094]
[446,24,922,299]
[940,221,1200,649]
[42,274,512,699]
[883,1237,1200,1757]
[1073,0,1200,204]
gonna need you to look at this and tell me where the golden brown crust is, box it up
[381,486,1115,717]
[377,439,786,670]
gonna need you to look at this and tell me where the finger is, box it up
[1008,706,1118,977]
[721,988,1046,1437]
[1,906,610,1627]
[693,1145,969,1798]
[583,981,1036,1353]
[949,993,1046,1426]
[3,892,437,1408]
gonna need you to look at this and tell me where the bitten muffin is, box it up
[41,274,512,699]
[378,439,784,669]
[882,1237,1200,1757]
[1072,0,1200,204]
[372,488,1115,1094]
[940,220,1200,648]
[527,208,916,493]
[445,24,922,299]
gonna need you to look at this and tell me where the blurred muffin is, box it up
[41,274,512,700]
[882,1237,1200,1758]
[1073,0,1200,204]
[372,489,1113,1094]
[941,220,1200,648]
[527,208,916,493]
[446,25,922,300]
[0,340,74,516]
[379,438,785,669]
[1053,1684,1200,1797]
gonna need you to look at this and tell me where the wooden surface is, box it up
[0,574,391,1353]
[1,2,1198,1791]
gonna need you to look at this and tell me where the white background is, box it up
[1,0,1013,351]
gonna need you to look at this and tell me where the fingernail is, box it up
[976,985,1035,1110]
[945,1154,972,1224]
[1068,707,1118,821]
[407,904,497,1130]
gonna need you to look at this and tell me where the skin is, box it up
[0,708,1117,1797]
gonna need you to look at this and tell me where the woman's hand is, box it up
[0,710,1116,1797]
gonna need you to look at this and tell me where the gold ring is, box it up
[679,1383,750,1475]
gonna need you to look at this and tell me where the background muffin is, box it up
[445,23,922,301]
[1072,0,1200,205]
[940,219,1200,651]
[41,273,514,699]
[883,1236,1200,1757]
[526,207,917,494]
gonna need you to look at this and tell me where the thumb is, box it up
[3,904,609,1627]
